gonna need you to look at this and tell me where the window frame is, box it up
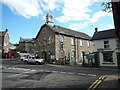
[102,52,113,63]
[104,40,110,49]
[80,39,83,47]
[71,38,74,45]
[60,35,64,42]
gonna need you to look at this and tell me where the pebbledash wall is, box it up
[93,38,118,67]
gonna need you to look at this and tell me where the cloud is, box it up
[55,0,95,23]
[90,11,112,23]
[1,0,43,18]
[1,0,61,18]
[67,22,89,30]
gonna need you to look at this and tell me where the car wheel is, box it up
[25,60,28,64]
[36,61,39,65]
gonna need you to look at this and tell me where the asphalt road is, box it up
[1,58,119,89]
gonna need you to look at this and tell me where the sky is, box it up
[0,0,115,44]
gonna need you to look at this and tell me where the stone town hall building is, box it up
[35,13,93,65]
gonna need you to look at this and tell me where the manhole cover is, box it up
[20,72,51,80]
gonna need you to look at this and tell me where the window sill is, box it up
[102,62,115,64]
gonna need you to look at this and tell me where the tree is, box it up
[102,1,120,40]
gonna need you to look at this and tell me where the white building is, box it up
[91,28,120,68]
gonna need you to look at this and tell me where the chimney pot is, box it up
[6,29,8,32]
[95,28,98,32]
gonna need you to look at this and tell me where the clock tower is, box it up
[46,12,54,26]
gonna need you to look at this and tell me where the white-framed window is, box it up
[4,42,6,46]
[71,50,75,58]
[80,39,83,47]
[60,35,64,42]
[104,40,109,49]
[71,38,74,45]
[87,41,90,47]
[80,51,83,58]
[103,52,113,62]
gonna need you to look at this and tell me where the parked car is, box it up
[20,54,29,61]
[26,56,45,65]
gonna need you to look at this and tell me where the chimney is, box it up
[6,29,8,32]
[95,28,98,32]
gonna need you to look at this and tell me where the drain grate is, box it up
[20,72,51,80]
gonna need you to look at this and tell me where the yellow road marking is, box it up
[88,80,99,90]
[92,80,102,90]
[88,75,107,90]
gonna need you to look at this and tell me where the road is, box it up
[1,59,119,89]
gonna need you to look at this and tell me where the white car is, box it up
[27,56,45,65]
[20,54,29,60]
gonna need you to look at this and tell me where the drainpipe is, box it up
[82,51,85,66]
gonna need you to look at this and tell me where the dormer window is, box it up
[104,40,109,49]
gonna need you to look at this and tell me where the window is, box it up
[80,40,83,46]
[43,38,46,45]
[60,35,64,42]
[39,41,42,46]
[103,52,113,62]
[104,40,109,49]
[80,51,83,58]
[87,41,90,47]
[43,41,46,45]
[116,40,120,48]
[71,38,74,45]
[71,51,75,58]
[48,36,51,44]
[43,28,46,33]
[51,36,54,44]
[4,43,6,46]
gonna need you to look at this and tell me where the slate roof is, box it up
[19,38,35,43]
[0,31,6,36]
[36,24,91,40]
[91,29,116,40]
[0,31,7,45]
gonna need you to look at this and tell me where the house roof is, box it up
[36,24,91,40]
[91,29,116,40]
[0,30,8,45]
[0,31,7,37]
[19,38,35,43]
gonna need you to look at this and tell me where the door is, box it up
[117,52,120,69]
[42,51,47,62]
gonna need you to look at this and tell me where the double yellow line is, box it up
[88,76,107,90]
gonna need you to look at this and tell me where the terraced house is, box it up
[18,37,37,54]
[0,29,10,58]
[35,13,93,65]
[91,28,120,68]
